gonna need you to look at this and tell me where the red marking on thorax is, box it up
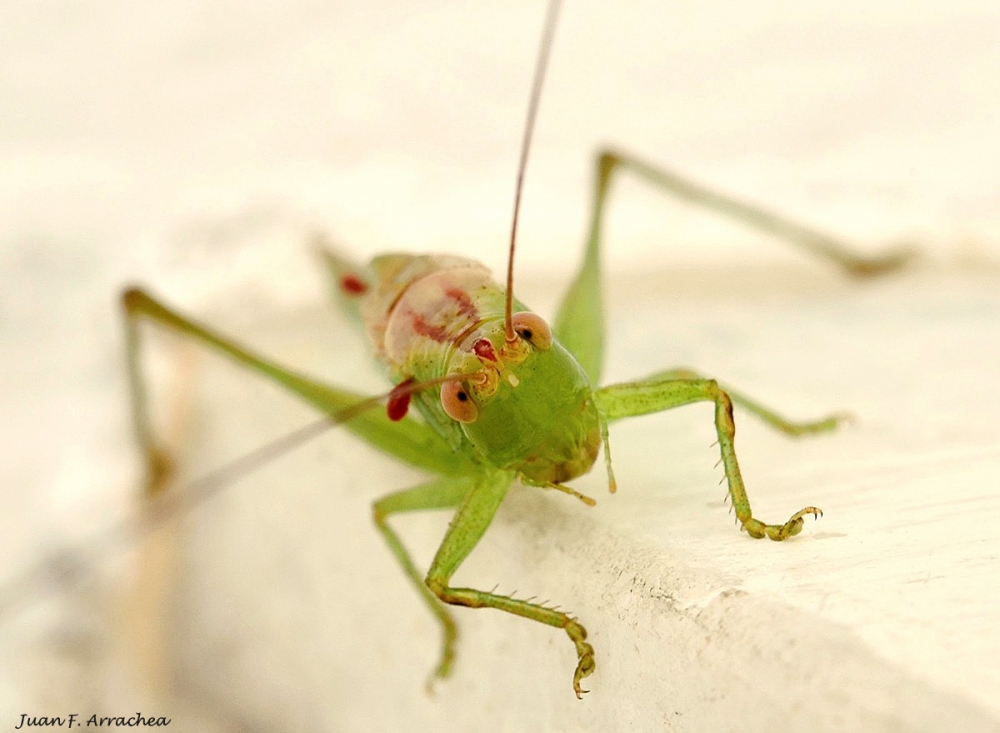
[410,314,449,343]
[386,271,485,354]
[444,287,478,319]
[387,377,416,421]
[340,274,368,296]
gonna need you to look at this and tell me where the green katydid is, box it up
[119,0,911,699]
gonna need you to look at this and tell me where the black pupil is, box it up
[520,328,532,340]
[457,392,467,401]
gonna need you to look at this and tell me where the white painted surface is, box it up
[2,2,999,731]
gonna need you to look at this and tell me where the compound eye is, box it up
[511,312,552,350]
[441,380,479,423]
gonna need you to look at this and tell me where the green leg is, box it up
[595,376,822,541]
[122,287,471,495]
[422,469,596,699]
[640,368,846,437]
[553,148,915,384]
[373,475,479,687]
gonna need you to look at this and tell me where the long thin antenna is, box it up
[0,373,474,621]
[504,0,562,341]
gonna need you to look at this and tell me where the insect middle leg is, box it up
[594,376,822,540]
[421,469,597,699]
[372,474,478,687]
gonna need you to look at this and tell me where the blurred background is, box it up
[1,1,999,730]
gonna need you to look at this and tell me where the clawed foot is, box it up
[787,412,853,436]
[845,244,918,278]
[742,506,823,540]
[423,619,458,695]
[143,445,175,499]
[566,619,595,699]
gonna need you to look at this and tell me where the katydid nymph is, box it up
[119,0,911,699]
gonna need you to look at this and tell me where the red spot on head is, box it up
[472,338,497,362]
[340,274,368,296]
[387,377,416,421]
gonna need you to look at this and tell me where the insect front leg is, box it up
[638,368,847,437]
[422,468,596,699]
[594,376,822,540]
[372,475,479,688]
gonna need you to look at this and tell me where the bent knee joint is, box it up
[596,149,622,187]
[425,576,446,599]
